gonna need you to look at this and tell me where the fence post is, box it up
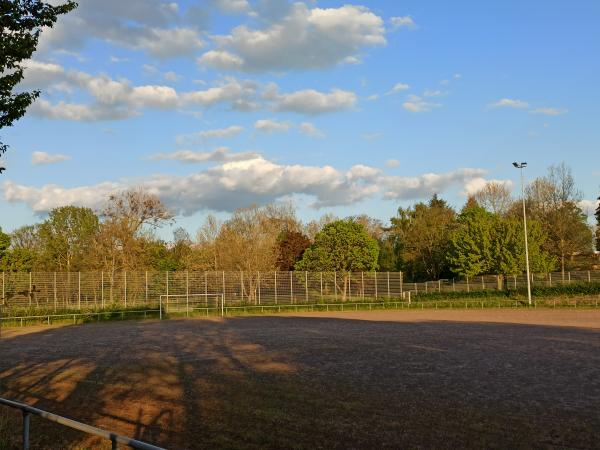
[240,271,244,303]
[452,278,455,292]
[1,271,4,304]
[387,272,390,298]
[22,411,31,450]
[166,271,169,313]
[78,272,81,310]
[124,271,127,309]
[145,271,148,304]
[374,271,378,299]
[568,272,571,284]
[305,271,309,303]
[438,279,441,293]
[549,272,552,287]
[361,272,365,299]
[258,271,261,305]
[400,271,403,295]
[348,273,352,301]
[320,272,323,302]
[481,276,485,290]
[101,271,104,308]
[222,271,225,307]
[186,270,189,317]
[274,271,278,304]
[53,272,57,311]
[334,272,338,302]
[589,271,591,283]
[467,276,470,293]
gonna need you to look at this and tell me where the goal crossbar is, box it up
[159,293,224,317]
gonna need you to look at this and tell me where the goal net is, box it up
[159,293,224,314]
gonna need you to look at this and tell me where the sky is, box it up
[1,0,599,239]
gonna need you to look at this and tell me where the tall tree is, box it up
[0,0,77,171]
[524,163,592,275]
[448,206,556,280]
[295,220,379,299]
[276,230,311,271]
[37,206,99,271]
[473,181,512,215]
[96,189,174,271]
[389,195,456,281]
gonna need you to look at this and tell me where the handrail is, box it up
[0,397,166,450]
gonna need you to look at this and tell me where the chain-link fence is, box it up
[1,270,600,314]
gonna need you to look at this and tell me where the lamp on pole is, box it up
[513,162,532,306]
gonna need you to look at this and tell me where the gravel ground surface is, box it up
[1,309,600,449]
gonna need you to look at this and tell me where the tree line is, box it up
[0,163,596,281]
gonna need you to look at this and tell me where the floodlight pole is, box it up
[514,162,532,306]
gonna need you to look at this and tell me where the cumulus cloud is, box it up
[254,119,291,133]
[23,61,262,121]
[489,98,530,109]
[38,0,203,59]
[403,95,441,113]
[4,154,495,215]
[383,168,489,200]
[387,82,410,95]
[31,151,71,166]
[270,88,357,114]
[529,107,568,116]
[299,122,325,138]
[385,159,400,168]
[198,3,386,72]
[213,0,251,14]
[390,16,417,29]
[148,147,260,164]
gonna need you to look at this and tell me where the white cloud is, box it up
[214,0,251,13]
[387,83,410,95]
[403,95,441,113]
[383,168,489,200]
[299,122,325,138]
[4,158,494,215]
[385,159,400,168]
[423,89,443,97]
[366,94,380,101]
[175,126,245,145]
[199,3,386,72]
[163,71,181,82]
[37,0,204,59]
[148,147,259,164]
[462,178,513,197]
[254,119,291,133]
[270,88,357,114]
[529,107,568,116]
[489,98,530,109]
[579,199,600,216]
[31,151,71,166]
[390,16,416,29]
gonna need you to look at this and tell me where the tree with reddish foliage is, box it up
[276,230,311,271]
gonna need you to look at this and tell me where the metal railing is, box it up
[0,397,165,450]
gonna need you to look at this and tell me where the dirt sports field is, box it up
[2,310,600,449]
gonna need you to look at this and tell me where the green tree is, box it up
[389,194,456,281]
[0,227,10,262]
[37,206,99,271]
[295,220,379,299]
[1,0,77,170]
[448,206,556,280]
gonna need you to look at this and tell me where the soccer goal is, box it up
[159,293,225,317]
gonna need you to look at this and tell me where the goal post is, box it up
[159,293,225,318]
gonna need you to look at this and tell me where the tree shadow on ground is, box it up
[1,314,600,449]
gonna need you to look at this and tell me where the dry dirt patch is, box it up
[1,310,600,449]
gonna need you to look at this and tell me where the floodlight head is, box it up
[521,162,527,168]
[513,162,519,168]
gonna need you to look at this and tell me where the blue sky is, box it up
[1,0,599,238]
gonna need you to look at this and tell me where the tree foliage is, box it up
[295,220,379,273]
[276,230,311,271]
[448,206,556,278]
[389,194,455,281]
[0,0,77,167]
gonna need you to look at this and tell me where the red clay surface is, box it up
[1,309,600,449]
